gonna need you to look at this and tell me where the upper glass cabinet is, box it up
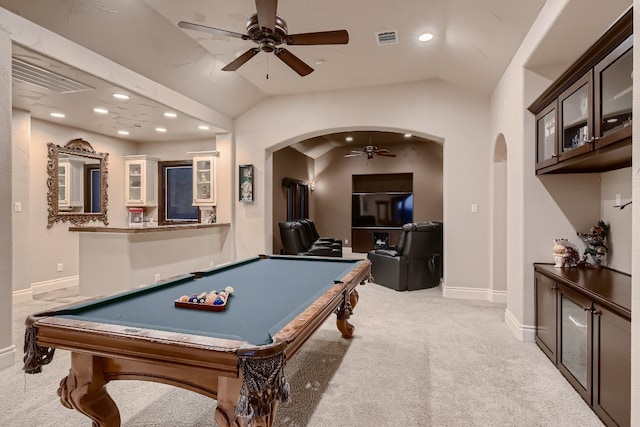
[535,102,558,169]
[594,35,632,148]
[124,155,159,207]
[189,151,219,206]
[529,8,631,174]
[559,73,593,161]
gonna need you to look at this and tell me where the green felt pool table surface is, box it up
[53,255,364,345]
[25,254,371,427]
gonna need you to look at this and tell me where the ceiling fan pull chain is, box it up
[266,55,269,79]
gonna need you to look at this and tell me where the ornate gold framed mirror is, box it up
[47,138,109,228]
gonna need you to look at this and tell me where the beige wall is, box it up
[313,140,443,246]
[235,79,492,300]
[0,30,13,369]
[11,116,233,298]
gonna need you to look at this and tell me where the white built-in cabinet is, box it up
[124,155,159,207]
[189,151,219,206]
[58,158,84,210]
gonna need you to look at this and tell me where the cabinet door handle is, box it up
[551,154,559,158]
[550,285,558,290]
[584,306,593,312]
[592,310,602,316]
[586,136,600,144]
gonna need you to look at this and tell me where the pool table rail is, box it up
[23,256,372,427]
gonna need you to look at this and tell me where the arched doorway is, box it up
[491,134,507,301]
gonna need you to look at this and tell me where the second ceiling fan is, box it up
[178,0,349,76]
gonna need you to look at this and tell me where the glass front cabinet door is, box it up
[594,35,632,149]
[535,102,558,171]
[559,73,593,162]
[190,151,219,206]
[557,284,592,403]
[58,158,84,210]
[124,155,159,207]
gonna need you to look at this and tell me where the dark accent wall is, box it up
[272,140,443,253]
[314,141,443,248]
[272,147,315,254]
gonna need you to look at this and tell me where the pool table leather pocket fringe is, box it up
[235,347,290,421]
[23,324,56,374]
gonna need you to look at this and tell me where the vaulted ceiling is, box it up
[1,0,632,146]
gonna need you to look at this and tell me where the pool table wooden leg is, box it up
[216,376,278,427]
[57,352,121,427]
[336,289,359,338]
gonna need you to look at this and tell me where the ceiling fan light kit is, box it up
[345,145,397,160]
[178,0,349,76]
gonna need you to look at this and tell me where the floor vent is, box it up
[376,30,398,45]
[12,58,94,93]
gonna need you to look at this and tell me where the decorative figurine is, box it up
[577,220,609,267]
[553,238,580,268]
[553,239,568,268]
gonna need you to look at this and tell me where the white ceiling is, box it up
[0,0,631,146]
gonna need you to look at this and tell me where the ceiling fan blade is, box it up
[286,30,349,45]
[178,21,248,40]
[255,0,278,33]
[222,49,260,71]
[375,148,390,154]
[377,153,397,157]
[274,49,314,76]
[344,153,363,158]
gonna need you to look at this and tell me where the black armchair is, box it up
[367,222,442,291]
[279,221,342,257]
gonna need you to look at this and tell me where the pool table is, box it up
[24,255,371,427]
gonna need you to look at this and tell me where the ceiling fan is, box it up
[345,145,397,160]
[177,0,349,76]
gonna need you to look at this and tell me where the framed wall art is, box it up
[239,164,254,202]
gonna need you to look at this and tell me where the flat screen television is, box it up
[352,192,413,227]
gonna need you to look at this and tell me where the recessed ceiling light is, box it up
[164,112,177,118]
[50,112,65,118]
[418,32,434,42]
[345,136,353,142]
[93,107,109,114]
[112,93,130,100]
[315,59,325,65]
[118,130,130,136]
[198,125,210,130]
[155,127,167,133]
[404,133,413,138]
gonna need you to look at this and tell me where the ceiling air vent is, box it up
[12,58,93,93]
[376,30,398,45]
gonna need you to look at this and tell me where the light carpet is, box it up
[1,283,603,427]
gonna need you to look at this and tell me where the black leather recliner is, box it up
[367,222,442,291]
[299,219,342,246]
[279,221,342,257]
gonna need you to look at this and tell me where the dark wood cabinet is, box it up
[533,264,631,427]
[351,227,402,253]
[534,272,557,363]
[593,302,631,427]
[529,8,632,175]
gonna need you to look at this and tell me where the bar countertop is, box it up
[69,223,230,234]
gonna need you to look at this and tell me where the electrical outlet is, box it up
[154,273,161,282]
[615,193,621,206]
[209,260,215,268]
[345,239,349,245]
[471,204,478,213]
[14,202,22,212]
[57,263,63,272]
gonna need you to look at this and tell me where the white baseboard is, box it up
[442,285,507,304]
[12,276,79,304]
[0,344,16,370]
[504,308,536,343]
